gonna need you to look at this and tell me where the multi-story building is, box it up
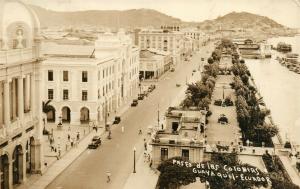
[182,27,208,52]
[151,107,207,168]
[0,0,44,188]
[42,31,140,126]
[137,29,185,65]
[139,48,171,80]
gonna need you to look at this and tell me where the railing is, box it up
[0,114,37,143]
[0,48,36,65]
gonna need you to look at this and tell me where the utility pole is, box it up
[158,103,161,130]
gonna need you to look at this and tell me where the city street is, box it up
[46,46,213,189]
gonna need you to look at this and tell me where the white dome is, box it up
[0,0,40,49]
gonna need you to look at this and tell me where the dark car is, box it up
[88,136,102,149]
[170,68,175,72]
[138,94,144,100]
[218,114,228,124]
[113,116,121,124]
[148,85,156,92]
[131,99,138,107]
[214,99,222,106]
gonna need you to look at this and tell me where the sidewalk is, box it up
[123,143,159,189]
[279,156,300,186]
[17,93,137,189]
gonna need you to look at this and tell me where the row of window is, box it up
[48,89,88,101]
[48,70,88,82]
[140,36,175,41]
[161,148,189,161]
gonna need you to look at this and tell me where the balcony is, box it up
[0,48,37,65]
[0,114,37,144]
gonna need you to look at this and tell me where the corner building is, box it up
[0,0,44,188]
[42,31,140,125]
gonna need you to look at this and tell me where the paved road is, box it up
[47,47,213,189]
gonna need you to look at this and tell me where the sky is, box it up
[27,0,300,28]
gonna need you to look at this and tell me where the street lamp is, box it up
[133,147,136,173]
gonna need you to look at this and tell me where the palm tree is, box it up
[42,100,52,134]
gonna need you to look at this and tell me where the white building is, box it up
[0,0,44,188]
[181,27,208,51]
[42,31,140,126]
[151,107,207,168]
[137,29,185,65]
[139,49,165,80]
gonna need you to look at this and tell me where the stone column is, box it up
[12,79,17,120]
[33,69,44,173]
[24,75,30,111]
[30,74,35,115]
[3,80,10,126]
[18,77,24,122]
[8,161,12,189]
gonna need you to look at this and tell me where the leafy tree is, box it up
[208,57,214,64]
[157,157,196,189]
[42,100,53,114]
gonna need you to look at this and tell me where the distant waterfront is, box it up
[245,35,300,145]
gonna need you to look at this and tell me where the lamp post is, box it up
[133,147,136,173]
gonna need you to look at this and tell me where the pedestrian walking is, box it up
[77,132,80,141]
[144,139,147,151]
[106,171,111,183]
[138,128,142,135]
[95,126,98,133]
[67,134,70,141]
[71,139,74,147]
[144,151,147,162]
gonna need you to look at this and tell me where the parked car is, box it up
[223,98,234,106]
[148,85,156,92]
[201,58,205,61]
[170,68,175,72]
[143,91,149,97]
[193,69,196,72]
[214,99,222,106]
[131,99,138,107]
[88,136,102,149]
[218,114,228,124]
[138,94,144,100]
[176,83,181,87]
[113,116,121,124]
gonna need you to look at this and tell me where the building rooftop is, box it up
[42,42,95,58]
[151,107,206,147]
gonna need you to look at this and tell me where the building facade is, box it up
[139,49,171,80]
[0,1,44,188]
[151,107,207,168]
[137,29,185,65]
[42,31,140,126]
[182,27,209,52]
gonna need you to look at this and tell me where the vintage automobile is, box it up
[138,94,144,100]
[131,99,138,107]
[113,116,121,124]
[88,136,102,149]
[214,99,223,106]
[218,114,228,124]
[170,68,175,72]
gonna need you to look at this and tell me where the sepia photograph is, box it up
[0,0,300,188]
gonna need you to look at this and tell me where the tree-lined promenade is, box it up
[156,39,299,189]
